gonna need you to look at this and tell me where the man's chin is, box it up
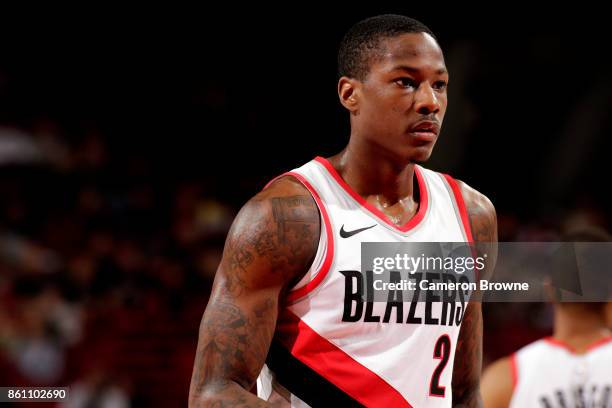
[377,142,434,165]
[410,157,429,165]
[406,146,434,165]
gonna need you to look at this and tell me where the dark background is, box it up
[0,8,610,407]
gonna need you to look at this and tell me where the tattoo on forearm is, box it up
[191,295,276,401]
[452,303,483,407]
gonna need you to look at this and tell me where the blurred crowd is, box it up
[0,120,234,406]
[0,120,609,407]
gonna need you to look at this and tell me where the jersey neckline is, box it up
[313,156,429,234]
[543,335,612,354]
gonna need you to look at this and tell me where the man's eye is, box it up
[433,81,448,91]
[395,78,416,89]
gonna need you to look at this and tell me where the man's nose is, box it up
[414,83,440,115]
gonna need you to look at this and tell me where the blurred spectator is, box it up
[62,368,130,408]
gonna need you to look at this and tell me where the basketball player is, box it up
[189,15,497,407]
[481,228,612,408]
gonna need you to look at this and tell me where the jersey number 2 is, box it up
[429,334,451,397]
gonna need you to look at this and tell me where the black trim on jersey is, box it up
[265,340,364,407]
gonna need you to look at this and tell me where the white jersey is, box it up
[510,337,612,408]
[257,157,474,407]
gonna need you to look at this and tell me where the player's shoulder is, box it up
[221,174,320,289]
[452,178,495,216]
[451,177,497,242]
[481,355,515,408]
[235,173,320,232]
[422,166,495,216]
[482,355,513,381]
[240,174,320,225]
[518,338,549,353]
[256,174,316,202]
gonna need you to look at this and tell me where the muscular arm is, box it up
[452,181,498,408]
[188,178,320,407]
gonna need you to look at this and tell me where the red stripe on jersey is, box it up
[585,336,612,352]
[442,174,474,243]
[262,170,335,303]
[276,309,413,407]
[314,156,428,233]
[543,337,575,353]
[544,336,612,354]
[510,352,519,390]
[284,172,334,302]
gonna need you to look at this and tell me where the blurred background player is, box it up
[482,227,612,408]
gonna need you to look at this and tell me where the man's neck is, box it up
[553,305,612,353]
[328,140,417,205]
[325,138,422,227]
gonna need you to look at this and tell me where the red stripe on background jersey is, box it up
[510,353,519,390]
[544,336,612,354]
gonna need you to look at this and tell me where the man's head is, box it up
[551,226,611,318]
[337,15,448,163]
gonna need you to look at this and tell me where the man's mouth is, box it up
[409,120,440,135]
[408,121,440,142]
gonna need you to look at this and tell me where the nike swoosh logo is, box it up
[339,224,376,238]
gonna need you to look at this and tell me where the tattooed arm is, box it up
[452,181,498,408]
[188,177,320,407]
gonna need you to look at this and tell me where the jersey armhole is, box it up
[263,171,335,303]
[441,174,475,243]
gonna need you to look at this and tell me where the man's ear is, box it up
[338,76,360,113]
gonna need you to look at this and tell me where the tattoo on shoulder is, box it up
[467,197,496,243]
[222,194,319,296]
[271,195,319,241]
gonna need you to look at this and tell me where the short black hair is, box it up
[337,14,437,80]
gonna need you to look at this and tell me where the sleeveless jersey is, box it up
[257,156,475,407]
[510,336,612,408]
